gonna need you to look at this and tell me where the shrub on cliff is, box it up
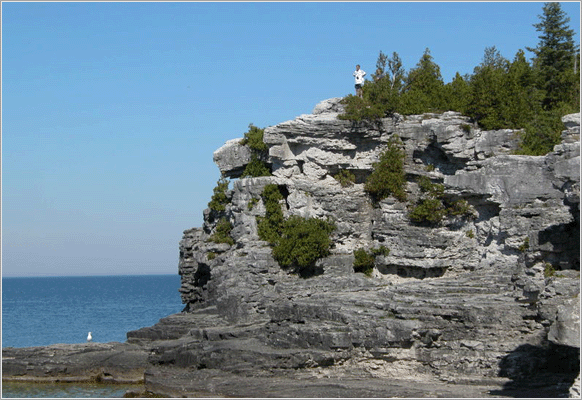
[208,176,231,212]
[242,155,272,178]
[257,184,336,276]
[257,184,285,244]
[409,176,474,225]
[240,124,271,177]
[240,124,268,153]
[353,246,390,276]
[365,135,407,202]
[210,218,235,246]
[333,169,356,187]
[272,216,336,275]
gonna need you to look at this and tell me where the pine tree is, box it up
[465,46,510,129]
[527,2,579,111]
[400,48,446,114]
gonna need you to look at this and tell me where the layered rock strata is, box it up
[3,99,579,397]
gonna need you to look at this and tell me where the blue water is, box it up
[2,274,183,348]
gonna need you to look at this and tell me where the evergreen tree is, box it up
[387,51,405,90]
[465,46,510,129]
[444,72,471,113]
[527,2,579,111]
[400,48,446,114]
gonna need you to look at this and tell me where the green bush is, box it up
[240,124,268,153]
[210,218,234,246]
[208,177,230,212]
[410,176,473,224]
[334,169,356,187]
[257,184,336,275]
[338,94,386,122]
[364,136,407,202]
[409,198,446,224]
[272,216,336,273]
[241,155,272,178]
[240,124,271,178]
[353,246,390,276]
[353,249,375,276]
[256,184,285,244]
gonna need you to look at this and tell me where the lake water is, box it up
[2,274,184,397]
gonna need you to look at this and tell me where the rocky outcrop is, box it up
[2,342,148,383]
[165,99,579,397]
[4,99,579,397]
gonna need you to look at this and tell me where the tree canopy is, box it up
[339,2,580,156]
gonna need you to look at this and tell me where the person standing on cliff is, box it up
[353,64,366,98]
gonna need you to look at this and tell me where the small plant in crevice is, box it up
[333,169,356,187]
[353,246,390,276]
[519,237,530,252]
[209,218,235,246]
[543,262,556,278]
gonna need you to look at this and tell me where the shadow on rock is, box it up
[489,343,579,398]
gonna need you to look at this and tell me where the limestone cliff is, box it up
[131,99,579,397]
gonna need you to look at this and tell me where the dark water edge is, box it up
[1,381,143,398]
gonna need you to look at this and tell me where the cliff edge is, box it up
[4,98,579,397]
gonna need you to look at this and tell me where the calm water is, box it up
[2,275,183,348]
[2,275,183,398]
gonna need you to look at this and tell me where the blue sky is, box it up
[2,2,580,277]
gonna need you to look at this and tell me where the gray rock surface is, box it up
[2,342,148,383]
[3,99,579,397]
[169,100,580,396]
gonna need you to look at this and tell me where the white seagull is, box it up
[87,332,92,342]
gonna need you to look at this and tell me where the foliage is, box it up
[409,197,446,224]
[353,246,390,276]
[333,169,356,187]
[240,124,268,153]
[353,248,375,276]
[210,218,234,246]
[272,216,336,273]
[519,237,530,252]
[257,184,336,275]
[256,184,285,244]
[337,4,579,156]
[400,48,447,114]
[543,262,556,278]
[364,136,407,202]
[247,197,259,211]
[241,154,272,178]
[527,2,579,111]
[240,124,271,177]
[208,176,230,212]
[338,94,386,121]
[409,176,473,224]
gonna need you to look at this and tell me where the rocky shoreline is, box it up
[3,99,580,398]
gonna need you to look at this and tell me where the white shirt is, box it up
[353,69,366,85]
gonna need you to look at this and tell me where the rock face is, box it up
[4,99,579,397]
[148,99,579,396]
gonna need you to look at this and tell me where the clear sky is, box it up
[2,1,580,277]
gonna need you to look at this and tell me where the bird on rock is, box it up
[87,332,92,342]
